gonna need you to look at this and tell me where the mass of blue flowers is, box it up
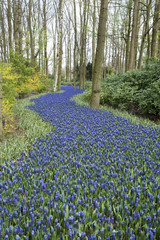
[0,86,160,239]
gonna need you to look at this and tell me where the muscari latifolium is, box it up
[0,86,160,239]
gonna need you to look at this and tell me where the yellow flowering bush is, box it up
[0,55,48,133]
[1,69,47,133]
[16,72,41,96]
[2,99,15,132]
[0,63,18,132]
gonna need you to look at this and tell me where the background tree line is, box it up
[0,0,159,79]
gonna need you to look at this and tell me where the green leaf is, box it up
[65,205,69,219]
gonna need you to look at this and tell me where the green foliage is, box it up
[11,52,34,81]
[84,60,160,117]
[37,84,47,93]
[84,81,92,89]
[61,81,74,86]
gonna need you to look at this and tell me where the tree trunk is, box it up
[103,34,108,78]
[73,0,78,89]
[18,0,23,55]
[129,0,139,70]
[80,0,90,89]
[43,0,48,77]
[82,5,89,89]
[57,19,63,91]
[134,1,141,68]
[69,39,72,81]
[38,0,42,69]
[91,0,108,109]
[53,40,56,81]
[147,27,151,61]
[151,0,160,58]
[122,41,126,72]
[13,0,19,53]
[54,0,64,92]
[0,1,7,62]
[158,21,160,59]
[138,0,152,70]
[28,0,34,65]
[125,0,132,72]
[66,18,71,82]
[0,73,3,139]
[25,31,30,61]
[0,39,3,61]
[53,19,57,84]
[7,0,12,60]
[92,0,96,80]
[79,0,85,89]
[66,39,70,81]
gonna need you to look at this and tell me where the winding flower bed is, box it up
[0,86,160,239]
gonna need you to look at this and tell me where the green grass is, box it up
[0,93,54,164]
[72,91,160,129]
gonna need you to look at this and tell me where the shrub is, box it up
[0,55,48,133]
[0,63,19,132]
[98,60,160,116]
[61,81,74,86]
